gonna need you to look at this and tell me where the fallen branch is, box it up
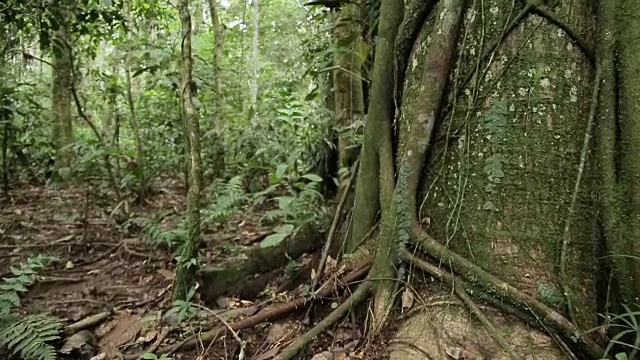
[64,311,110,335]
[274,281,372,360]
[194,304,247,360]
[126,261,372,358]
[198,220,326,303]
[136,327,172,360]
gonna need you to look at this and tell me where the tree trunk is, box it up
[125,0,148,200]
[333,2,365,169]
[51,10,74,172]
[208,0,225,178]
[173,0,204,301]
[250,0,260,123]
[340,0,635,357]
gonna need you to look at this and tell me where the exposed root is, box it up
[410,224,605,359]
[404,251,582,359]
[274,281,372,360]
[130,261,372,358]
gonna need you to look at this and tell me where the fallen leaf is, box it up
[401,287,414,311]
[157,269,175,280]
[66,261,75,269]
[99,311,142,358]
[60,330,97,354]
[325,256,337,274]
[445,346,464,359]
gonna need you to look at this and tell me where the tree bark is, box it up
[250,0,260,123]
[208,0,225,178]
[51,9,74,172]
[333,2,365,168]
[173,0,204,301]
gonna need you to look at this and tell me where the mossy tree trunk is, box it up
[173,0,204,301]
[208,0,225,179]
[333,2,365,169]
[51,8,74,172]
[342,0,640,356]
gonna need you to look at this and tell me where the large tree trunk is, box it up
[338,0,636,357]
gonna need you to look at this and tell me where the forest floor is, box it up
[0,180,391,360]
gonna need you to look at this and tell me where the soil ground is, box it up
[0,180,391,360]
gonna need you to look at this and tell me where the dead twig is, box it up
[130,261,372,359]
[64,311,110,335]
[122,239,162,260]
[193,304,246,360]
[136,327,172,360]
[274,281,372,360]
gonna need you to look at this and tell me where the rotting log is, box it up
[197,221,326,303]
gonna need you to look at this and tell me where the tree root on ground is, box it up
[409,224,604,359]
[197,221,326,303]
[274,281,372,360]
[123,261,372,359]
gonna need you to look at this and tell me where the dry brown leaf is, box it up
[99,311,142,358]
[59,330,97,354]
[325,256,337,274]
[401,287,414,311]
[157,269,175,280]
[445,346,464,359]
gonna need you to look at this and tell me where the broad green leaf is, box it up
[301,174,323,182]
[276,164,288,179]
[273,224,294,234]
[260,233,288,248]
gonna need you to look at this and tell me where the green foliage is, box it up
[165,286,198,323]
[0,314,62,360]
[602,305,640,360]
[481,100,510,212]
[260,224,295,248]
[0,255,58,315]
[130,213,186,249]
[203,175,247,225]
[0,255,61,360]
[142,353,172,360]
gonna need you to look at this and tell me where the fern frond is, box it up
[0,313,61,360]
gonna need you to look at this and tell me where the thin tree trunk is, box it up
[250,0,260,123]
[174,0,204,301]
[51,9,74,172]
[208,0,225,178]
[125,0,148,200]
[333,3,365,169]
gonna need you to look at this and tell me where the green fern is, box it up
[0,255,57,315]
[205,175,247,224]
[0,313,62,360]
